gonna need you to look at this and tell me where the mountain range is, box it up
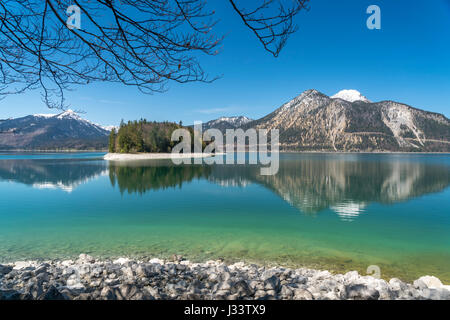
[0,110,111,150]
[1,89,449,152]
[207,89,450,152]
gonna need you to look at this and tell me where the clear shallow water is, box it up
[0,153,449,283]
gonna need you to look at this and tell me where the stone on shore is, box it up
[77,254,95,264]
[1,256,449,300]
[416,276,444,289]
[0,265,13,276]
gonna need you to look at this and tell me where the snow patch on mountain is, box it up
[331,90,370,103]
[56,109,83,120]
[33,113,57,118]
[203,116,253,130]
[101,125,119,132]
[212,116,252,127]
[31,110,114,132]
[280,89,325,111]
[33,109,81,120]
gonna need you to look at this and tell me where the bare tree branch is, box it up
[0,0,309,109]
[229,0,310,57]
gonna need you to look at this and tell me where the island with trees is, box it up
[106,119,209,161]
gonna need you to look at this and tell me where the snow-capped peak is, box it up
[33,109,81,120]
[30,110,113,132]
[101,125,118,132]
[218,116,251,122]
[56,109,82,120]
[33,113,57,118]
[331,90,370,103]
[213,116,252,126]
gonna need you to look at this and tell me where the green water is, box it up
[0,152,449,283]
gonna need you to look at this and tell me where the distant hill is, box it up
[245,89,450,152]
[199,116,253,131]
[0,110,111,150]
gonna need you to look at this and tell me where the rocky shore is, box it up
[1,254,449,300]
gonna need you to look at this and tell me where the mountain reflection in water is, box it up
[106,155,450,221]
[0,159,107,192]
[0,154,449,221]
[250,157,450,220]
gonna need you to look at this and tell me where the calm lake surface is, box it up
[0,152,449,283]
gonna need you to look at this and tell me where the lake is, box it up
[0,152,449,283]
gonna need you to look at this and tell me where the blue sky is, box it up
[1,0,449,126]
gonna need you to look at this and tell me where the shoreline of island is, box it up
[1,150,448,156]
[1,255,449,300]
[102,151,450,162]
[103,152,218,161]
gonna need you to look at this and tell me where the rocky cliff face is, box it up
[245,89,450,152]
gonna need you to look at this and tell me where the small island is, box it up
[108,119,189,154]
[106,119,213,161]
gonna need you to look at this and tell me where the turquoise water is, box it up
[0,153,449,283]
